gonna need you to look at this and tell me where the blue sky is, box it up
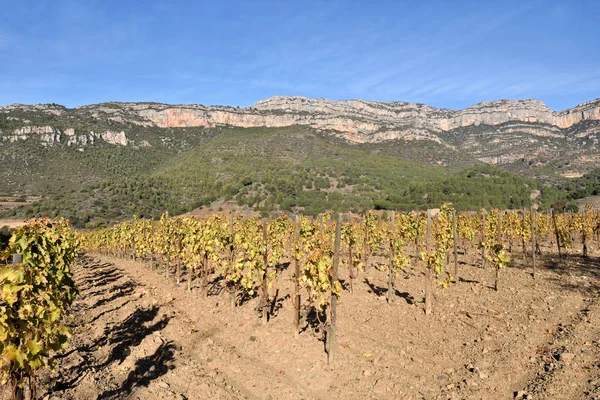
[0,0,598,110]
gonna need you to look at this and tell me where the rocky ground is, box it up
[0,219,26,228]
[35,241,600,399]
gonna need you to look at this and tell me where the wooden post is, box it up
[581,210,588,257]
[481,210,487,269]
[176,236,183,284]
[531,207,536,279]
[203,255,209,297]
[293,215,301,338]
[452,210,458,284]
[13,377,23,400]
[551,208,562,260]
[596,209,600,246]
[425,210,433,315]
[413,211,419,254]
[229,213,236,308]
[262,217,269,325]
[328,214,342,365]
[521,208,527,256]
[12,252,24,400]
[165,253,171,279]
[12,253,22,265]
[348,216,355,294]
[187,262,194,291]
[495,211,502,291]
[131,235,136,261]
[364,215,370,271]
[387,211,395,304]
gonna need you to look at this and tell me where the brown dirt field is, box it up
[0,219,26,229]
[577,196,600,209]
[37,240,600,400]
[185,201,259,219]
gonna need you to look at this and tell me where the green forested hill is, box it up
[1,122,572,227]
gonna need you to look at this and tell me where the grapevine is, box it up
[0,219,79,398]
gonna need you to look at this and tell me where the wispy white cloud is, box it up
[346,2,542,96]
[0,0,597,110]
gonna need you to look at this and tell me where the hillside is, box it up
[2,96,599,226]
[3,96,599,175]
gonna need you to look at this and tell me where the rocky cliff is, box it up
[0,125,130,146]
[2,96,600,175]
[95,96,600,141]
[3,96,599,144]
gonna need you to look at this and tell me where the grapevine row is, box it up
[80,206,600,361]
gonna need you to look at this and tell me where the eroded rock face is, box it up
[0,126,129,146]
[98,130,128,146]
[253,96,600,133]
[65,96,600,143]
[3,96,599,144]
[1,97,599,173]
[0,104,65,116]
[2,126,61,145]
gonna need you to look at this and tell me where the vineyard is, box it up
[80,206,600,330]
[3,206,600,399]
[0,219,79,400]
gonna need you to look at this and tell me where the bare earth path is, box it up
[40,246,600,400]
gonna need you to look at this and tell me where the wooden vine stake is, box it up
[581,210,588,258]
[262,217,269,325]
[342,214,351,293]
[481,210,487,269]
[494,211,502,291]
[131,234,136,261]
[11,253,24,400]
[187,259,194,292]
[551,208,562,260]
[596,209,600,246]
[196,253,207,295]
[364,215,370,271]
[327,214,342,365]
[413,211,419,254]
[424,209,433,315]
[163,233,171,278]
[229,212,236,308]
[293,215,301,338]
[452,210,458,284]
[387,211,395,304]
[530,207,536,279]
[521,208,527,255]
[175,235,183,284]
[164,252,171,279]
[12,253,22,265]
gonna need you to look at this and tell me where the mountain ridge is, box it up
[2,95,599,225]
[3,95,599,113]
[2,96,599,146]
[2,95,600,176]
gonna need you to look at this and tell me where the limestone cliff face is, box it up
[555,99,600,128]
[0,104,65,116]
[2,96,600,174]
[0,125,129,147]
[1,96,600,148]
[98,130,129,146]
[64,96,600,143]
[252,96,600,133]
